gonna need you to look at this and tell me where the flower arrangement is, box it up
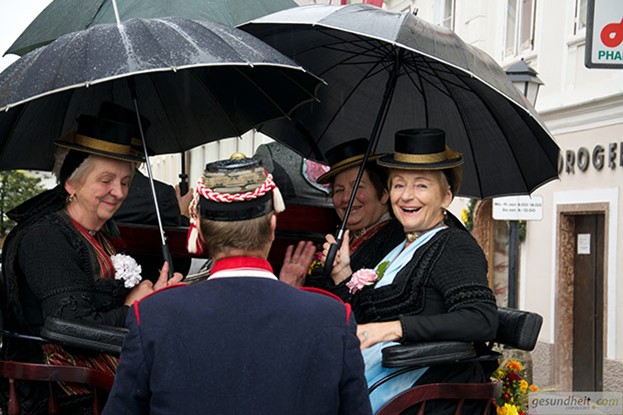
[493,360,538,415]
[346,261,389,294]
[111,254,142,288]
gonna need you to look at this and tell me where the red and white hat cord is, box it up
[186,171,285,254]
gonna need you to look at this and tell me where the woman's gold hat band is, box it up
[74,133,132,155]
[394,151,447,164]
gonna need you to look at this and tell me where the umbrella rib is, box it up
[190,69,246,140]
[316,46,398,144]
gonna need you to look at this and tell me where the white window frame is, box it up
[573,0,587,35]
[504,0,537,58]
[434,0,455,31]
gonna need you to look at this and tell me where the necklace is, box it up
[405,220,446,243]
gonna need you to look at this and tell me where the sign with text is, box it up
[585,0,623,68]
[492,195,543,221]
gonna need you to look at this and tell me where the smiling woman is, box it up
[322,128,498,414]
[0,102,183,413]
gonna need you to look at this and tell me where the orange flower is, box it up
[529,384,539,392]
[505,360,523,372]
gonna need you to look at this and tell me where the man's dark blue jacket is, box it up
[103,273,372,415]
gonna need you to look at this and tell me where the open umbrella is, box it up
[0,16,322,273]
[5,0,299,56]
[241,4,559,273]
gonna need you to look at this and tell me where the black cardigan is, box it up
[352,226,498,343]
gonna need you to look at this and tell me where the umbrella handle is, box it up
[161,243,174,279]
[178,174,189,196]
[322,241,341,279]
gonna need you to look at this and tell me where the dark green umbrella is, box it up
[5,0,298,56]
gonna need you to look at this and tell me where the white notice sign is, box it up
[492,195,543,221]
[577,233,591,255]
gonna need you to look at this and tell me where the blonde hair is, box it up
[199,212,273,257]
[53,147,137,186]
[388,169,451,197]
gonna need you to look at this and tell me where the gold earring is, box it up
[68,194,76,203]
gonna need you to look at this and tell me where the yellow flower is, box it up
[460,208,469,224]
[519,379,528,393]
[497,403,520,415]
[505,360,523,372]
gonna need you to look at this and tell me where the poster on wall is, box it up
[585,0,623,68]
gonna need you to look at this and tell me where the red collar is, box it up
[210,256,273,274]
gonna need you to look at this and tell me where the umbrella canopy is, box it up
[6,0,298,56]
[0,17,322,172]
[241,4,560,199]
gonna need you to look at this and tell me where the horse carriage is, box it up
[0,199,542,415]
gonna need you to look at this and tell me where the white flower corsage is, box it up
[111,254,142,288]
[346,261,390,294]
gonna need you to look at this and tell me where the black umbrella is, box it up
[241,4,559,274]
[0,16,322,273]
[5,0,299,56]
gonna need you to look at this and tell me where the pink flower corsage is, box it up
[346,261,390,294]
[346,269,379,294]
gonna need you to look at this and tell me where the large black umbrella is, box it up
[5,0,298,56]
[241,4,560,199]
[0,16,322,272]
[241,4,559,274]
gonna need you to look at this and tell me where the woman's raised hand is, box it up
[153,262,184,291]
[322,230,352,285]
[356,321,403,350]
[124,262,184,306]
[279,240,316,287]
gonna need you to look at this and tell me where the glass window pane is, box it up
[505,0,518,56]
[519,0,534,51]
[576,0,587,33]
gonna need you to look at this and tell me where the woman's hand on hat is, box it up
[356,321,403,351]
[153,262,184,291]
[279,241,316,288]
[322,230,352,285]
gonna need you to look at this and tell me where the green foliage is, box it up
[0,171,45,240]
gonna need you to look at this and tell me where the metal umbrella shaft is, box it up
[130,81,174,278]
[323,51,402,278]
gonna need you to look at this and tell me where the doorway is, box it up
[572,214,604,391]
[554,204,607,391]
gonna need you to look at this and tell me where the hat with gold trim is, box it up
[186,153,285,254]
[316,138,382,184]
[55,102,147,163]
[377,128,463,194]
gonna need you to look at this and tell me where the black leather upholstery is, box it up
[40,317,127,355]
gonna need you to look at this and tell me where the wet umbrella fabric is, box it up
[0,16,322,273]
[241,4,560,200]
[6,0,298,56]
[0,17,322,172]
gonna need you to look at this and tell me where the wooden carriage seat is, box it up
[1,317,126,415]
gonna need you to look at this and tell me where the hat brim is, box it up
[55,132,145,163]
[316,154,382,184]
[376,155,463,171]
[377,153,464,195]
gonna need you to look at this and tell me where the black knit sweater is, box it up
[352,226,498,343]
[1,187,129,339]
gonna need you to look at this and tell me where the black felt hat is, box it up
[55,102,148,163]
[378,128,463,194]
[316,138,382,184]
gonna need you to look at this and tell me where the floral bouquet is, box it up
[111,254,142,288]
[493,360,538,415]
